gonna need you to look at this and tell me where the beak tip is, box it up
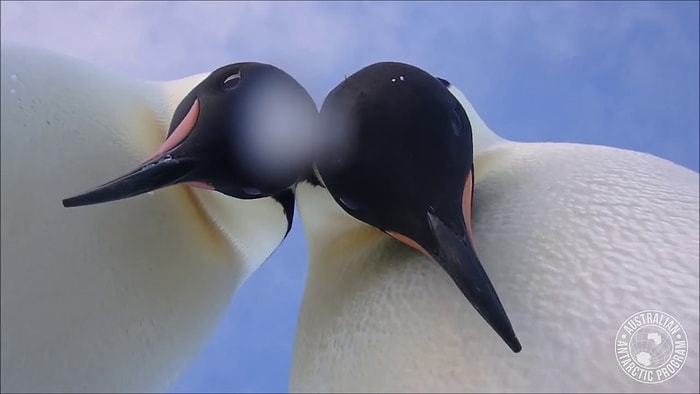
[62,192,94,208]
[489,313,521,353]
[62,197,77,208]
[508,336,522,353]
[62,193,101,208]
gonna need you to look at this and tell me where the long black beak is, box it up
[426,212,521,353]
[62,154,198,208]
[63,97,204,208]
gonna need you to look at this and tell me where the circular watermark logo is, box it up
[615,310,688,384]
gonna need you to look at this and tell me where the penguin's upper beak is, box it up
[387,171,521,353]
[63,99,208,208]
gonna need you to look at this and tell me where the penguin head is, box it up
[63,62,317,208]
[313,62,521,353]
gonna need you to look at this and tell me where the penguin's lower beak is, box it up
[424,212,521,353]
[388,171,521,353]
[63,99,207,208]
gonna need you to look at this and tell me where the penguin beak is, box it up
[423,212,521,353]
[388,172,521,353]
[62,155,200,208]
[63,99,208,208]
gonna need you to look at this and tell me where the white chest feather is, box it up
[292,143,699,393]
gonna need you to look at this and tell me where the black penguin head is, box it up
[315,62,521,353]
[63,62,317,210]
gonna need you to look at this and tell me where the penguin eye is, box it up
[223,69,241,90]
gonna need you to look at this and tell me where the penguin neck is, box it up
[145,74,290,281]
[295,181,388,269]
[159,73,210,119]
[441,83,524,185]
[444,83,510,157]
[188,188,290,281]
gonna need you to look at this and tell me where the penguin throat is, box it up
[295,181,387,263]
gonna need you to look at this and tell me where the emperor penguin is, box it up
[1,44,316,393]
[291,62,699,392]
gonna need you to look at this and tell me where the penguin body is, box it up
[1,44,311,392]
[289,63,699,393]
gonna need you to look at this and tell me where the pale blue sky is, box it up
[2,1,698,392]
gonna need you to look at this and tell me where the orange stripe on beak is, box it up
[462,170,474,245]
[388,169,475,260]
[387,230,432,258]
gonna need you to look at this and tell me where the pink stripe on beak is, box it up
[143,99,201,163]
[386,169,475,262]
